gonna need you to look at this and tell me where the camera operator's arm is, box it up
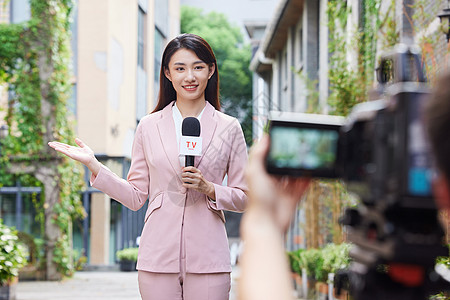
[239,135,310,300]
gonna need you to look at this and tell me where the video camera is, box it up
[266,44,450,299]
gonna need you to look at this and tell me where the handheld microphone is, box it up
[181,117,201,167]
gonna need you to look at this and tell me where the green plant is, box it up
[327,0,364,116]
[116,247,139,262]
[0,220,28,286]
[436,244,450,269]
[0,0,86,279]
[429,292,450,300]
[287,248,304,275]
[326,0,399,116]
[72,249,87,271]
[300,248,325,282]
[295,243,351,283]
[321,243,351,277]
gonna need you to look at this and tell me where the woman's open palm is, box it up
[48,138,95,166]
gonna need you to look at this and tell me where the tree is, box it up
[0,0,85,280]
[181,6,253,144]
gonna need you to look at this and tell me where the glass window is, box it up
[154,27,165,103]
[136,5,148,121]
[0,194,16,227]
[137,7,146,69]
[10,0,31,23]
[0,192,41,237]
[154,0,168,36]
[110,199,122,264]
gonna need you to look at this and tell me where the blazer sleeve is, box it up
[90,122,149,211]
[210,119,248,212]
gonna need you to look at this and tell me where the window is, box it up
[136,5,148,121]
[137,6,146,69]
[153,27,165,102]
[9,0,30,23]
[290,28,296,111]
[154,0,168,35]
[298,28,304,69]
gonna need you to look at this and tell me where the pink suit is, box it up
[91,101,248,299]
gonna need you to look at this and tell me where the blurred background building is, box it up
[250,0,450,252]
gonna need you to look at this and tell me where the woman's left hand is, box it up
[181,166,215,199]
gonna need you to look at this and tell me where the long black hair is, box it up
[152,33,220,112]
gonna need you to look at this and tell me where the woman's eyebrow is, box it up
[173,60,205,66]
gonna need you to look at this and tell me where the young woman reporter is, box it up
[49,34,248,300]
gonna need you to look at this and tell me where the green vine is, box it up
[326,0,398,116]
[0,0,85,278]
[379,0,400,50]
[327,0,364,116]
[293,68,320,113]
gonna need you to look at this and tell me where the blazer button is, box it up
[180,187,187,194]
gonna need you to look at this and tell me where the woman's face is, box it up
[164,48,215,103]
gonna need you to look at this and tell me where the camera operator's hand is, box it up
[244,134,310,232]
[239,135,310,300]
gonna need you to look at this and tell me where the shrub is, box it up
[287,248,304,275]
[292,243,351,283]
[116,247,139,262]
[0,220,28,286]
[300,248,324,281]
[321,243,351,276]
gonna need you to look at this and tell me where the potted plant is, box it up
[287,248,304,276]
[0,220,27,300]
[299,248,323,299]
[287,248,305,296]
[116,247,138,272]
[321,243,351,300]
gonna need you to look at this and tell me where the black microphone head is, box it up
[182,117,201,137]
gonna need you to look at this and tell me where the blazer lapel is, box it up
[196,102,218,167]
[156,102,182,177]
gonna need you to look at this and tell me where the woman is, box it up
[49,33,248,300]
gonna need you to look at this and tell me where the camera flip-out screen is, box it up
[266,113,344,178]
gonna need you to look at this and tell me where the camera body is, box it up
[266,112,344,178]
[267,44,449,299]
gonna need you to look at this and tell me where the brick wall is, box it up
[413,0,449,76]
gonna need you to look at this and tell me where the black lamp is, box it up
[438,0,450,42]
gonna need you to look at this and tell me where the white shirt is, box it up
[172,102,206,168]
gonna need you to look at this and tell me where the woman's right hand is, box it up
[48,138,101,176]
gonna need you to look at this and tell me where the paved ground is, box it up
[16,269,240,300]
[17,271,140,300]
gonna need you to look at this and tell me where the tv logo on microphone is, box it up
[186,141,197,150]
[180,136,202,156]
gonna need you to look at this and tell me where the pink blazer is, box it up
[91,101,248,274]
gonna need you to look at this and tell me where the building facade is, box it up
[0,0,180,266]
[250,0,450,251]
[251,0,450,140]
